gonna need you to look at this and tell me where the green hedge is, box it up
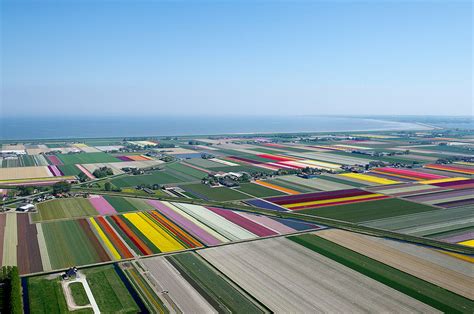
[0,266,23,314]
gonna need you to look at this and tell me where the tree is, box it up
[104,182,112,191]
[92,167,113,178]
[0,266,22,314]
[17,186,34,196]
[52,181,71,194]
[9,266,22,314]
[78,172,89,182]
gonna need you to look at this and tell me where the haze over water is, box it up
[0,116,428,140]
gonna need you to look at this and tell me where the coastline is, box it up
[0,117,433,142]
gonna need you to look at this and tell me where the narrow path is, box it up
[62,272,100,314]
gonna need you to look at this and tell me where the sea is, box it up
[0,115,429,140]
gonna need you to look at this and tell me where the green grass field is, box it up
[27,276,92,314]
[20,155,36,166]
[42,220,108,269]
[33,198,98,222]
[56,152,120,165]
[166,163,208,179]
[184,158,224,169]
[297,198,437,223]
[84,265,139,313]
[181,183,249,201]
[210,165,275,174]
[125,198,155,211]
[102,196,137,213]
[111,170,185,188]
[272,178,318,193]
[167,253,265,313]
[58,164,82,176]
[288,234,473,313]
[45,143,67,148]
[235,183,285,197]
[69,282,89,306]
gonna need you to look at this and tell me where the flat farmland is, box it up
[140,256,217,313]
[83,265,141,313]
[235,183,285,197]
[198,238,437,313]
[56,152,121,165]
[166,252,266,313]
[111,170,185,188]
[57,164,82,176]
[102,196,152,213]
[33,198,98,222]
[0,166,52,180]
[181,183,249,201]
[17,214,43,274]
[166,162,209,179]
[297,198,437,222]
[184,158,225,169]
[315,229,472,299]
[362,206,473,237]
[277,175,354,191]
[41,219,110,269]
[27,275,89,314]
[289,234,473,313]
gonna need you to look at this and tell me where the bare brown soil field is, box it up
[199,238,438,313]
[140,257,217,313]
[17,214,43,274]
[315,229,473,299]
[0,166,52,180]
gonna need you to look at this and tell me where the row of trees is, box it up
[0,266,22,313]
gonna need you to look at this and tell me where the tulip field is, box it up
[1,130,473,312]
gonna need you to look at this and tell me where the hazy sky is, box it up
[1,0,472,117]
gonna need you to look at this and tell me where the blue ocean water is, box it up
[0,115,426,140]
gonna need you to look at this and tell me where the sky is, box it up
[1,0,472,117]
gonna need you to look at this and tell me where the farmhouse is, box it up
[16,203,35,212]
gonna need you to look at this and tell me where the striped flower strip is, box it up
[430,179,474,189]
[117,156,133,161]
[418,177,469,185]
[424,164,474,175]
[148,211,202,248]
[373,167,446,180]
[264,189,389,210]
[340,173,399,185]
[123,212,185,252]
[255,180,300,195]
[89,217,122,260]
[266,189,367,205]
[256,154,298,162]
[147,200,222,245]
[47,165,63,177]
[89,195,118,215]
[110,216,153,255]
[236,211,296,233]
[47,155,63,165]
[284,193,388,210]
[76,164,95,179]
[94,216,133,258]
[206,207,278,237]
[226,156,280,170]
